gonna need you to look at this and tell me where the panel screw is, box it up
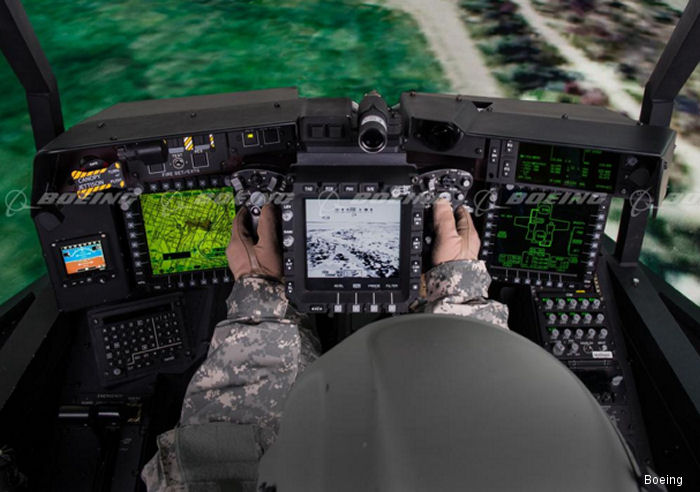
[632,277,640,288]
[190,112,197,118]
[97,122,105,128]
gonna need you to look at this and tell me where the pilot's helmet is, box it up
[258,314,646,492]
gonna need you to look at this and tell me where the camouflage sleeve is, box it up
[142,276,320,490]
[422,260,510,329]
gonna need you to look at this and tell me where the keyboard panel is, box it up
[87,293,192,385]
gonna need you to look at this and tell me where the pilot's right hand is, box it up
[226,204,283,281]
[432,199,480,265]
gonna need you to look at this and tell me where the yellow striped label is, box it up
[71,167,108,180]
[184,136,194,151]
[209,134,215,148]
[77,182,112,199]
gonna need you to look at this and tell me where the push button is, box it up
[242,130,259,147]
[413,212,423,227]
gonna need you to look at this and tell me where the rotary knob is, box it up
[571,313,581,324]
[574,329,584,340]
[599,328,608,339]
[543,298,554,310]
[596,313,605,324]
[553,341,565,357]
[550,328,560,340]
[282,235,294,248]
[580,299,590,309]
[568,298,578,309]
[587,328,597,339]
[556,299,566,309]
[592,299,601,309]
[569,342,580,355]
[547,313,557,324]
[559,313,569,324]
[440,174,456,187]
[282,210,294,222]
[249,190,267,208]
[562,328,572,339]
[583,313,593,324]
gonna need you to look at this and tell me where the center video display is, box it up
[140,187,236,275]
[305,199,401,279]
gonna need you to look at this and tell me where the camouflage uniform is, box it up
[141,260,507,491]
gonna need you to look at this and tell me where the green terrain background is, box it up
[0,0,447,304]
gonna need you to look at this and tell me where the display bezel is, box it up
[281,164,424,313]
[52,233,116,283]
[124,178,236,290]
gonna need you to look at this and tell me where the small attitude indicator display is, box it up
[61,240,107,275]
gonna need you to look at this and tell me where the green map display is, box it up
[496,203,587,274]
[490,189,601,279]
[140,188,236,275]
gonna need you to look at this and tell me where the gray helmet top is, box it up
[258,314,643,492]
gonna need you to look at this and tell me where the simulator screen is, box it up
[305,199,401,279]
[140,188,236,275]
[61,240,107,275]
[489,188,603,279]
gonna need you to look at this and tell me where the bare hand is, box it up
[432,199,480,265]
[226,204,282,280]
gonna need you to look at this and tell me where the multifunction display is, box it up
[482,187,608,287]
[305,199,401,279]
[140,187,236,275]
[516,143,619,193]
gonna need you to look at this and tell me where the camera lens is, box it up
[358,115,387,153]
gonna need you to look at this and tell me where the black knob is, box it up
[440,174,456,188]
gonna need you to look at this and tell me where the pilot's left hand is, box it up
[226,204,282,281]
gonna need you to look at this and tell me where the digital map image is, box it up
[495,202,593,275]
[140,188,236,275]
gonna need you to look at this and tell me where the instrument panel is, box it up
[30,90,675,312]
